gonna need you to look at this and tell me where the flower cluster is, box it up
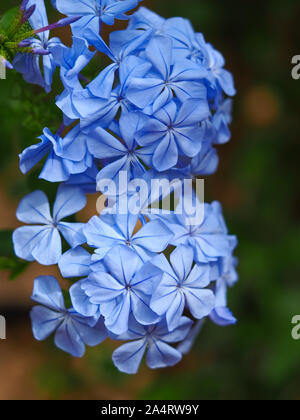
[12,1,238,374]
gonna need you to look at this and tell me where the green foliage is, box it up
[0,7,20,35]
[0,6,33,62]
[0,229,29,280]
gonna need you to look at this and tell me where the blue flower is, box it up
[30,275,107,357]
[211,98,233,144]
[13,0,63,93]
[162,17,236,97]
[156,201,235,264]
[188,141,219,177]
[150,245,215,330]
[209,278,237,327]
[77,245,161,334]
[19,125,93,182]
[128,6,166,32]
[57,55,150,129]
[13,185,86,265]
[84,212,172,262]
[136,99,210,172]
[86,28,151,99]
[112,315,193,374]
[55,0,140,40]
[88,112,147,189]
[52,37,95,89]
[209,237,238,326]
[126,35,208,112]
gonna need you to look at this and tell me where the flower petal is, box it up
[30,306,63,341]
[59,246,91,278]
[31,275,65,311]
[146,340,182,369]
[16,190,52,224]
[53,185,86,222]
[112,339,147,374]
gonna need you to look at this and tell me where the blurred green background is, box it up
[0,0,300,400]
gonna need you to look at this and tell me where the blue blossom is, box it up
[211,98,233,144]
[112,315,193,374]
[13,0,63,92]
[162,17,236,97]
[209,237,238,326]
[57,55,150,129]
[136,99,210,172]
[88,112,147,189]
[188,141,219,177]
[150,245,215,330]
[19,125,93,182]
[30,275,107,357]
[83,212,172,262]
[156,201,235,264]
[13,185,86,265]
[55,0,140,40]
[209,278,237,327]
[76,245,161,334]
[126,35,208,112]
[52,36,95,89]
[128,6,166,32]
[86,28,151,99]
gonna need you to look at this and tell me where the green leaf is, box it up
[0,230,29,280]
[0,7,20,35]
[0,256,29,281]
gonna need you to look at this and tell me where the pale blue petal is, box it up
[31,275,65,311]
[170,245,194,281]
[16,190,52,224]
[132,220,172,253]
[69,280,99,317]
[105,245,142,285]
[185,288,215,320]
[31,227,62,265]
[30,306,63,341]
[146,341,182,369]
[53,185,86,222]
[59,246,91,278]
[54,319,86,357]
[112,339,147,374]
[57,222,86,248]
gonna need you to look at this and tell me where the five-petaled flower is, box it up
[112,315,193,374]
[13,185,86,265]
[150,245,215,331]
[30,275,107,357]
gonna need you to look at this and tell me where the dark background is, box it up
[0,0,300,400]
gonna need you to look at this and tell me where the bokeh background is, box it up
[0,0,300,400]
